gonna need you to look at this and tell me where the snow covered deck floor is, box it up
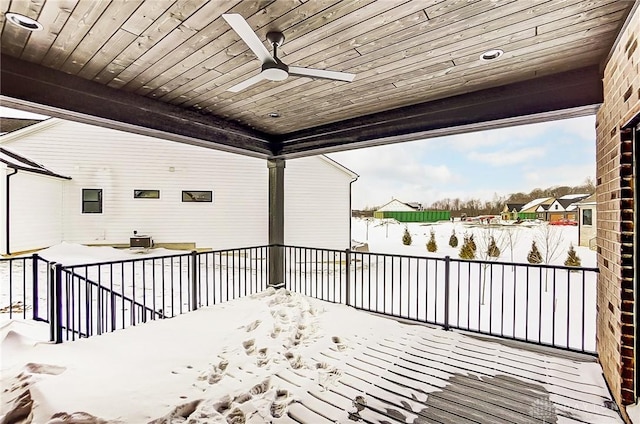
[1,288,621,423]
[275,330,619,423]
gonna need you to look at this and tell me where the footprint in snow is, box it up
[243,338,256,355]
[249,378,271,395]
[271,324,282,339]
[332,336,348,352]
[244,319,261,332]
[257,347,269,367]
[24,363,66,375]
[226,407,245,424]
[316,362,343,389]
[270,389,293,418]
[284,351,305,369]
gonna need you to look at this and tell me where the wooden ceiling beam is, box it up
[1,54,604,160]
[275,66,603,158]
[0,54,272,158]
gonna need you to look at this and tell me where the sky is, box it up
[327,115,596,209]
[0,105,49,119]
[0,106,595,210]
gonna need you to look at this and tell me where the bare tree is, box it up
[503,227,523,269]
[535,223,564,290]
[475,227,506,305]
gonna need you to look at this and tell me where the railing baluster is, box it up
[54,263,63,344]
[191,250,198,311]
[32,254,39,321]
[444,256,450,331]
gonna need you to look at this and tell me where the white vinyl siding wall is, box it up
[284,157,353,250]
[7,171,64,254]
[3,120,268,250]
[2,120,355,252]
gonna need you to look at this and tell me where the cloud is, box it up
[329,116,596,209]
[467,146,546,166]
[524,163,595,189]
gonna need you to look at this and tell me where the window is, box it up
[82,189,102,213]
[182,191,213,202]
[134,190,160,199]
[582,208,593,226]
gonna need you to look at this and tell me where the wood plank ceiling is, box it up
[0,0,634,158]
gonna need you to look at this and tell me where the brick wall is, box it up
[596,4,639,419]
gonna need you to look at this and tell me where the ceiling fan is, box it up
[222,14,356,93]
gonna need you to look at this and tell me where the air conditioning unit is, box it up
[130,235,153,249]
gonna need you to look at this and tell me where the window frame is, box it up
[582,208,593,226]
[134,189,160,199]
[182,190,213,203]
[82,188,103,214]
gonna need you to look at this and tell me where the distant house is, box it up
[374,199,449,222]
[536,194,590,222]
[0,119,357,255]
[516,197,553,220]
[576,194,597,248]
[375,199,418,212]
[500,203,525,220]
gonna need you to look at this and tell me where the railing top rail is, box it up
[55,245,272,269]
[61,268,165,318]
[277,244,599,273]
[3,244,599,274]
[447,256,599,272]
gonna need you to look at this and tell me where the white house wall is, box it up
[284,157,353,249]
[2,120,355,251]
[6,171,64,254]
[2,120,268,250]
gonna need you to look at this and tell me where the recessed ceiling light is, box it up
[5,13,43,31]
[268,112,280,118]
[480,49,504,62]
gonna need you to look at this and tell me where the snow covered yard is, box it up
[0,288,622,423]
[351,218,595,267]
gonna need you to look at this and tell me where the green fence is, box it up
[373,210,451,222]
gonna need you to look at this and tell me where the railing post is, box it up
[54,263,63,343]
[444,256,450,331]
[191,250,198,311]
[32,254,39,321]
[48,262,56,342]
[345,249,351,306]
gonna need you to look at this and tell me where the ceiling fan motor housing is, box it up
[262,60,289,81]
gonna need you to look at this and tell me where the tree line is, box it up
[357,178,595,216]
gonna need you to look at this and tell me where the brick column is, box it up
[595,4,639,420]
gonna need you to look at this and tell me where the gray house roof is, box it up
[0,147,71,180]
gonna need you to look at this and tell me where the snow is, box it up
[0,220,615,423]
[558,193,590,200]
[0,287,618,423]
[352,218,594,267]
[35,241,187,266]
[519,197,552,212]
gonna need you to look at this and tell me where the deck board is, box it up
[263,320,623,424]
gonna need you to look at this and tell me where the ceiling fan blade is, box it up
[228,73,266,92]
[289,67,356,82]
[222,14,274,63]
